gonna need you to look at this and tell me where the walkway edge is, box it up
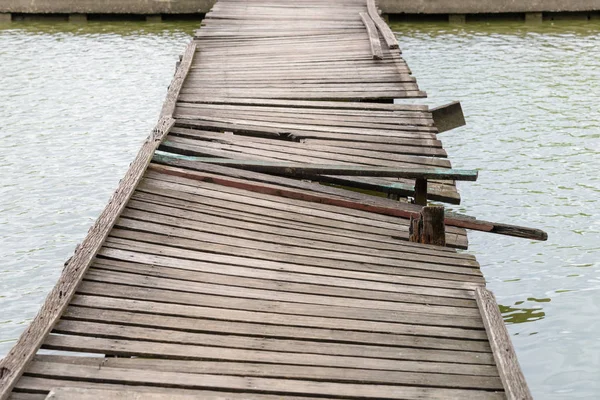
[476,287,533,400]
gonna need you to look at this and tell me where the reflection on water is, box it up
[0,20,194,354]
[500,300,548,324]
[392,20,600,399]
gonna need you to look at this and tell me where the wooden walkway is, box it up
[0,1,542,399]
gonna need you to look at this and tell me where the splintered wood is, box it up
[171,99,462,204]
[0,0,533,399]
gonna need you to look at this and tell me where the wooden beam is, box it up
[153,154,479,181]
[367,0,399,49]
[0,117,175,400]
[476,288,533,400]
[430,101,466,134]
[359,12,383,60]
[414,178,428,205]
[149,162,548,241]
[160,42,197,118]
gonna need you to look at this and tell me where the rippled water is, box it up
[391,21,600,399]
[0,21,195,353]
[0,18,598,399]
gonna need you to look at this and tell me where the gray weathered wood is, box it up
[367,0,400,49]
[160,42,197,118]
[359,12,383,60]
[476,287,533,400]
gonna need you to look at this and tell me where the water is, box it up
[0,20,196,353]
[390,21,600,399]
[0,18,598,399]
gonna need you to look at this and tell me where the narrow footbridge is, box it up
[0,1,546,399]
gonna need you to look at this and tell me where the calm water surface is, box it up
[0,20,195,352]
[391,21,600,399]
[0,19,599,399]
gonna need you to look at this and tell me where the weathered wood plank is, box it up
[160,42,196,118]
[50,320,492,366]
[359,12,383,60]
[476,287,533,400]
[153,154,478,180]
[63,304,493,352]
[40,336,495,375]
[367,0,399,49]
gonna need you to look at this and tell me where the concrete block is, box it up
[0,13,11,23]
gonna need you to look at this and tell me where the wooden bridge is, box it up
[0,0,546,399]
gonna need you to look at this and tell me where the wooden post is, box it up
[410,206,446,246]
[414,178,427,206]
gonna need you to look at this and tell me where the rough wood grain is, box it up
[359,12,383,60]
[0,117,175,400]
[368,0,400,49]
[160,42,197,118]
[410,206,446,247]
[153,154,478,180]
[476,287,533,400]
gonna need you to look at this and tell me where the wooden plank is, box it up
[15,377,319,400]
[124,198,474,261]
[45,388,200,400]
[154,154,477,180]
[63,304,493,352]
[110,217,481,276]
[367,0,399,49]
[95,248,479,302]
[175,97,428,111]
[160,42,196,118]
[150,161,547,241]
[79,269,484,331]
[0,117,175,400]
[23,362,507,400]
[94,252,481,303]
[103,230,481,286]
[40,336,495,375]
[359,12,383,60]
[33,356,502,390]
[476,287,533,400]
[7,394,45,400]
[430,101,466,134]
[68,293,486,340]
[51,320,492,365]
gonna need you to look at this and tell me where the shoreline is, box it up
[1,0,600,23]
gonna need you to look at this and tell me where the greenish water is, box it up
[0,19,599,399]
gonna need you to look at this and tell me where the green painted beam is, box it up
[153,153,478,181]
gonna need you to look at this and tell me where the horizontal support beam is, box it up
[150,161,548,241]
[153,153,478,181]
